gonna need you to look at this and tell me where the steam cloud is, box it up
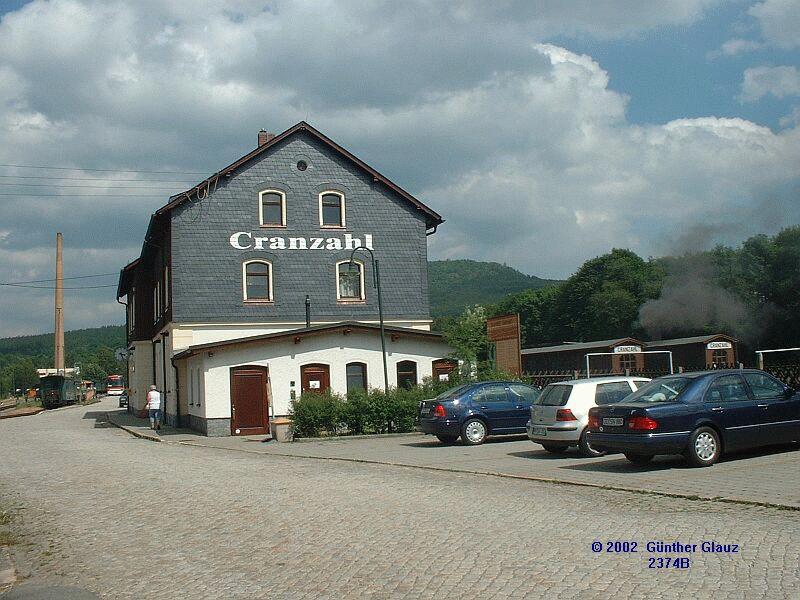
[638,259,760,343]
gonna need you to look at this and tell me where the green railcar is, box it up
[40,375,77,409]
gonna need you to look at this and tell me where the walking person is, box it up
[146,384,162,430]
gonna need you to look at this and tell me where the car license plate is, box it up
[602,417,623,427]
[532,426,547,437]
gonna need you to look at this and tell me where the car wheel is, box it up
[624,453,653,465]
[436,434,459,445]
[461,418,488,445]
[578,429,606,458]
[685,426,721,467]
[542,444,569,454]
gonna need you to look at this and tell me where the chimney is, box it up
[258,129,276,146]
[54,232,65,372]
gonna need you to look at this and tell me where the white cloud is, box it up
[749,0,800,49]
[707,38,763,59]
[0,0,797,335]
[740,65,800,102]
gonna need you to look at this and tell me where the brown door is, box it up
[230,366,270,435]
[301,364,330,394]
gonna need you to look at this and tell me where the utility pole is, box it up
[54,232,65,373]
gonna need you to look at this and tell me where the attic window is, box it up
[297,160,308,171]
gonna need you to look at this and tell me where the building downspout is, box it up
[117,295,130,412]
[171,354,181,430]
[161,331,175,426]
[151,339,160,419]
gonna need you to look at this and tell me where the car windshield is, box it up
[534,384,573,406]
[626,377,691,403]
[433,384,471,402]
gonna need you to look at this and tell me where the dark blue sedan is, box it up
[587,370,800,467]
[419,381,541,444]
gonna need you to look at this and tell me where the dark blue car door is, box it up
[743,372,800,444]
[702,374,762,451]
[471,384,515,432]
[508,384,539,429]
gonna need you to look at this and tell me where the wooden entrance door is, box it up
[230,366,270,435]
[301,363,330,394]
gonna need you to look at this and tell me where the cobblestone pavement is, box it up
[109,408,800,509]
[1,400,799,599]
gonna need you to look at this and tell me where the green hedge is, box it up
[289,367,517,438]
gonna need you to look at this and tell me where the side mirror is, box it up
[784,387,795,400]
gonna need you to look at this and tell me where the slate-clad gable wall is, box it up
[170,132,431,323]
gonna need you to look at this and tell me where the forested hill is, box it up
[0,325,125,375]
[429,259,558,316]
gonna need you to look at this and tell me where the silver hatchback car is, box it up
[527,376,650,457]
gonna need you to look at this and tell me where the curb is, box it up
[0,408,45,420]
[293,431,423,443]
[107,412,800,512]
[105,414,164,443]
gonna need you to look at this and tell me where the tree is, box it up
[442,305,491,374]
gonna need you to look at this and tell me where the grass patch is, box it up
[0,531,17,546]
[0,510,12,525]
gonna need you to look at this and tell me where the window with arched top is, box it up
[396,360,417,389]
[346,362,368,394]
[336,260,364,302]
[259,190,286,227]
[242,260,273,302]
[319,191,345,228]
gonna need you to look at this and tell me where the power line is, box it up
[0,174,196,183]
[0,283,118,289]
[0,182,189,189]
[0,193,172,197]
[0,163,209,175]
[1,273,118,285]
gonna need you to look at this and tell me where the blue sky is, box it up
[0,0,798,335]
[553,0,800,130]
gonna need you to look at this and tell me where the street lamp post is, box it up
[348,246,388,392]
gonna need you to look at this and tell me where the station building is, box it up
[117,122,453,436]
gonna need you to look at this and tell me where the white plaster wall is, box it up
[172,320,432,351]
[184,354,206,417]
[195,331,452,419]
[127,340,154,412]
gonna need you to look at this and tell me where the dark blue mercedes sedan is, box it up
[419,381,540,445]
[587,370,800,467]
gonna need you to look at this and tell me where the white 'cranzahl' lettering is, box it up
[230,232,253,250]
[228,232,376,251]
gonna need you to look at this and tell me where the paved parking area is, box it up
[1,399,799,599]
[110,408,800,509]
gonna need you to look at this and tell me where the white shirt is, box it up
[146,390,161,410]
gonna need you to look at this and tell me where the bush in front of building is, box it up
[290,367,519,438]
[290,390,343,438]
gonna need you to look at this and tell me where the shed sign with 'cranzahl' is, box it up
[614,345,642,353]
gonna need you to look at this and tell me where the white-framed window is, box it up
[319,191,345,228]
[259,189,286,227]
[336,259,364,301]
[153,279,162,323]
[128,288,136,333]
[243,259,273,302]
[163,264,171,309]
